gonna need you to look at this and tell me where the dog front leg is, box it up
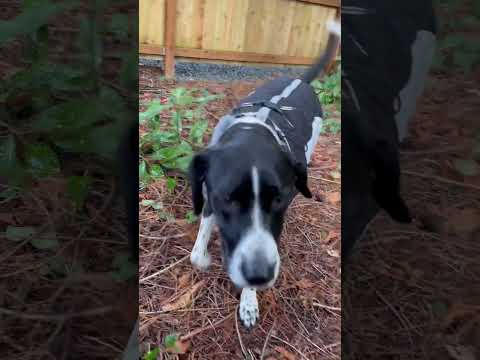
[239,288,259,328]
[190,205,215,270]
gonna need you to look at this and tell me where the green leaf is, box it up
[453,159,480,176]
[24,143,60,177]
[141,199,163,210]
[150,164,164,178]
[31,233,59,250]
[170,111,182,133]
[97,86,128,120]
[189,120,208,144]
[0,187,19,202]
[440,35,464,50]
[192,94,222,104]
[151,141,192,163]
[184,110,194,119]
[6,226,35,241]
[112,253,137,282]
[109,14,129,38]
[66,176,91,209]
[87,120,126,159]
[185,210,198,224]
[140,199,155,207]
[175,155,193,173]
[139,161,148,180]
[0,0,79,45]
[32,99,100,133]
[163,333,189,354]
[164,334,179,348]
[147,131,179,145]
[139,101,171,123]
[143,348,160,360]
[166,177,176,192]
[453,51,479,73]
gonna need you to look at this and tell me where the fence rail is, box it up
[139,0,340,78]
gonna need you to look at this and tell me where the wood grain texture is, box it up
[139,0,339,66]
[164,0,177,78]
[139,0,166,46]
[295,0,340,8]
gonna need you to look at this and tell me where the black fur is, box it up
[117,122,139,263]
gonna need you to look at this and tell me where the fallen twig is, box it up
[140,254,189,283]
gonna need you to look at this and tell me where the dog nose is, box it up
[241,255,276,286]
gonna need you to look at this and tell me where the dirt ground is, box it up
[343,63,480,358]
[139,66,341,359]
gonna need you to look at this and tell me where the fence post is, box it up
[164,0,177,79]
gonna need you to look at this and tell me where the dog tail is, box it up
[301,19,341,84]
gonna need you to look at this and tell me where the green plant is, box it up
[433,0,480,73]
[0,1,139,288]
[0,0,137,189]
[312,62,341,107]
[139,87,221,193]
[142,347,160,360]
[322,118,341,135]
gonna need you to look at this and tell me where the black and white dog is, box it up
[188,20,340,328]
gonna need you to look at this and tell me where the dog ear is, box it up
[188,150,211,215]
[293,162,312,198]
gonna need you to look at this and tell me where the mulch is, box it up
[139,66,341,360]
[343,68,480,358]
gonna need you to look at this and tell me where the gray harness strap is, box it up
[209,78,304,153]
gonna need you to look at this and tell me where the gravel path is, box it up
[139,57,309,82]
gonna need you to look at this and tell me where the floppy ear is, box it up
[293,162,312,198]
[188,150,211,215]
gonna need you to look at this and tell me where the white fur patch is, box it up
[327,19,341,37]
[190,214,215,270]
[239,288,259,328]
[305,116,323,164]
[228,166,280,288]
[395,30,436,142]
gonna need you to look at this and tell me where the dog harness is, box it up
[210,77,324,167]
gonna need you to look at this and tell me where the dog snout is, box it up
[241,253,276,286]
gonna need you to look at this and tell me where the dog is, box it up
[341,1,437,264]
[188,20,341,328]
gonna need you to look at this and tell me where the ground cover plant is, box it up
[138,64,342,359]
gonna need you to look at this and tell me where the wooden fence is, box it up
[140,0,340,78]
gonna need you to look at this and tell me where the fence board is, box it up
[139,0,165,46]
[140,0,339,66]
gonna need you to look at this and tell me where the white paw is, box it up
[190,249,211,270]
[239,289,259,328]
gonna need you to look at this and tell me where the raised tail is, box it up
[301,19,341,84]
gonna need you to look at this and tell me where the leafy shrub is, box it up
[433,0,480,73]
[0,0,137,192]
[312,61,341,107]
[139,87,221,191]
[312,60,341,134]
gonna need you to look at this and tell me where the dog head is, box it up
[189,125,311,289]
